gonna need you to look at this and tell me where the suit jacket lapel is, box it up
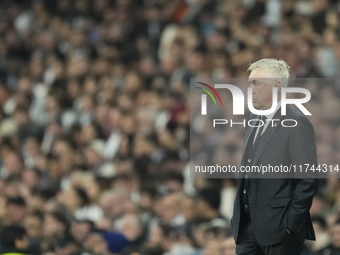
[252,109,284,168]
[241,114,259,167]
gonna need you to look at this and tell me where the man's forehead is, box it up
[248,68,267,81]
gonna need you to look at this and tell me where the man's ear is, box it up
[274,80,281,93]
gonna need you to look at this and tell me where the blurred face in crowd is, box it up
[185,50,206,73]
[331,223,340,248]
[192,224,206,248]
[248,68,281,110]
[58,188,82,212]
[55,242,79,255]
[119,115,136,135]
[52,140,73,157]
[222,236,236,255]
[27,193,45,212]
[0,86,9,105]
[30,58,44,81]
[95,103,110,125]
[120,213,142,241]
[84,76,98,96]
[133,136,154,156]
[164,179,183,193]
[196,198,209,216]
[160,193,180,222]
[124,72,143,95]
[157,130,176,150]
[6,203,26,225]
[181,197,196,221]
[85,147,102,167]
[67,80,80,99]
[43,214,66,237]
[99,194,114,217]
[117,94,134,113]
[99,191,128,218]
[3,151,23,176]
[107,107,121,130]
[0,196,6,220]
[23,136,41,157]
[5,181,21,197]
[45,96,61,117]
[117,135,130,157]
[84,233,108,255]
[48,157,63,179]
[82,124,99,144]
[138,192,153,211]
[204,229,228,254]
[22,169,40,190]
[148,225,162,246]
[95,217,112,231]
[71,221,92,243]
[82,177,100,203]
[24,214,42,239]
[113,175,138,194]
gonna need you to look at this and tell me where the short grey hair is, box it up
[247,59,290,87]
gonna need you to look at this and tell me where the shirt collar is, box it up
[264,101,281,120]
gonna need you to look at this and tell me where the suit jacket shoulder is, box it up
[285,104,312,121]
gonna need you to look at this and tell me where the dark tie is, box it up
[253,115,266,151]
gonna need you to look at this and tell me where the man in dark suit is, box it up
[231,59,319,255]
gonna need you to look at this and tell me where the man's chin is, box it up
[252,103,260,110]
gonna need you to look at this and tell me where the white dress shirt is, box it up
[253,101,282,144]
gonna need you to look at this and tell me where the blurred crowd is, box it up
[0,0,339,255]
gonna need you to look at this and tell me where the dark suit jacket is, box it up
[231,104,319,246]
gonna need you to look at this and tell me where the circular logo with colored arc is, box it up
[196,82,222,106]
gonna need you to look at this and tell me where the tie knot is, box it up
[261,115,266,121]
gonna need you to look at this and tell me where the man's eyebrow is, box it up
[248,79,258,83]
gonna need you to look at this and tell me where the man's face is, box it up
[331,224,340,248]
[71,222,91,243]
[24,215,42,238]
[222,237,236,255]
[43,215,64,237]
[161,194,179,222]
[6,204,26,224]
[248,68,278,110]
[15,235,28,250]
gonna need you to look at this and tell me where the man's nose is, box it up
[249,85,255,94]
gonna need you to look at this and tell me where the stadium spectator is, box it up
[0,225,28,255]
[5,196,27,225]
[0,0,338,254]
